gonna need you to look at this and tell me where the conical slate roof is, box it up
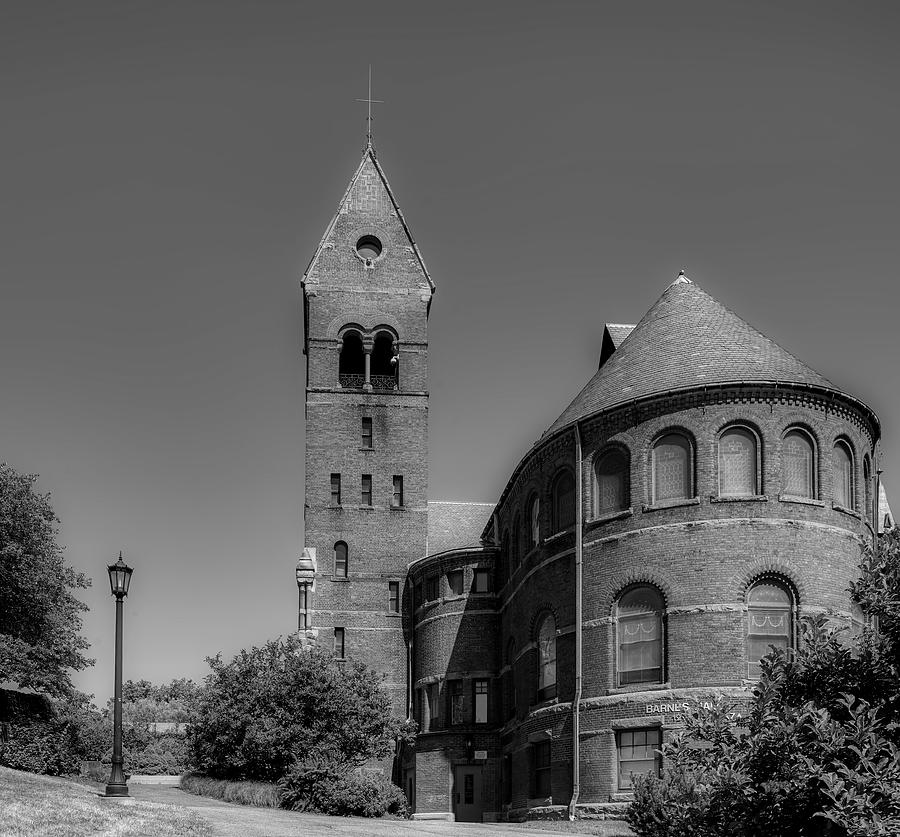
[545,274,836,435]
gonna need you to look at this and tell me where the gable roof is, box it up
[301,145,434,294]
[546,274,838,435]
[426,501,493,557]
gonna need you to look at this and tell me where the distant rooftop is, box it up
[426,501,493,557]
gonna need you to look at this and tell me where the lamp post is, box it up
[105,552,133,798]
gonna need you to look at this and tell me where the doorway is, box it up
[453,765,484,822]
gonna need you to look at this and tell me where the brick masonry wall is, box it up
[411,389,878,812]
[303,150,431,718]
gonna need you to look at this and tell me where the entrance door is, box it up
[453,765,484,822]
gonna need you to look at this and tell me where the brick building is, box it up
[297,139,894,821]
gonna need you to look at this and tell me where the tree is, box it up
[628,530,900,837]
[0,463,92,697]
[189,634,407,782]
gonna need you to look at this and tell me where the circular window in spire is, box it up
[355,235,382,261]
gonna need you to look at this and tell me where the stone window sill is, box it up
[358,505,375,511]
[389,505,406,512]
[710,494,768,503]
[606,681,671,696]
[586,508,634,530]
[331,577,350,583]
[642,497,700,513]
[359,447,374,452]
[833,502,861,520]
[779,494,824,507]
[544,526,574,544]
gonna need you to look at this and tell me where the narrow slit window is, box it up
[361,474,372,506]
[333,627,345,659]
[334,541,348,578]
[330,473,341,505]
[361,417,373,449]
[392,475,404,508]
[388,581,400,613]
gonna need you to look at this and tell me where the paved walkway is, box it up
[128,784,602,837]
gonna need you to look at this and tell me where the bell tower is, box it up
[299,140,433,714]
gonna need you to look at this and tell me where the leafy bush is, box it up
[181,772,281,807]
[628,530,900,837]
[0,693,107,776]
[125,736,189,775]
[278,761,410,818]
[189,635,408,781]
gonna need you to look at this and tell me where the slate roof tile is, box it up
[546,275,835,435]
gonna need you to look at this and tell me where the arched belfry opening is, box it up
[339,331,365,388]
[371,331,398,390]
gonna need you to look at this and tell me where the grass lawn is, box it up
[0,766,212,837]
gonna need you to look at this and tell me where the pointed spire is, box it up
[671,269,693,286]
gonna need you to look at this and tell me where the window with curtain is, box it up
[719,427,758,497]
[651,434,692,503]
[537,614,557,701]
[616,586,663,685]
[551,470,576,532]
[595,448,629,515]
[511,515,521,569]
[528,495,540,550]
[783,429,815,498]
[747,579,793,678]
[833,441,854,509]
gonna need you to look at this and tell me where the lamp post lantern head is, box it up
[107,552,133,598]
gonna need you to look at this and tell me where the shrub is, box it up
[278,760,410,818]
[181,772,280,807]
[0,693,107,776]
[190,636,409,781]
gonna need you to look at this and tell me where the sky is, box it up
[1,1,898,704]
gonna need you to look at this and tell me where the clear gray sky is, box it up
[1,1,898,703]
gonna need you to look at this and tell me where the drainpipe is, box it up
[568,422,584,820]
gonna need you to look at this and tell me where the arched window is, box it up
[511,514,521,570]
[334,541,348,578]
[616,586,664,686]
[500,530,510,586]
[651,433,692,503]
[595,448,629,516]
[782,429,816,498]
[537,614,557,701]
[747,578,793,678]
[864,455,873,522]
[527,495,540,551]
[370,331,398,391]
[551,470,576,533]
[833,440,854,510]
[505,638,517,720]
[719,427,758,497]
[338,331,365,388]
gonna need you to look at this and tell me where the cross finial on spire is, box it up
[355,65,384,152]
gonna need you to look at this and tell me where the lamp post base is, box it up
[103,782,130,797]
